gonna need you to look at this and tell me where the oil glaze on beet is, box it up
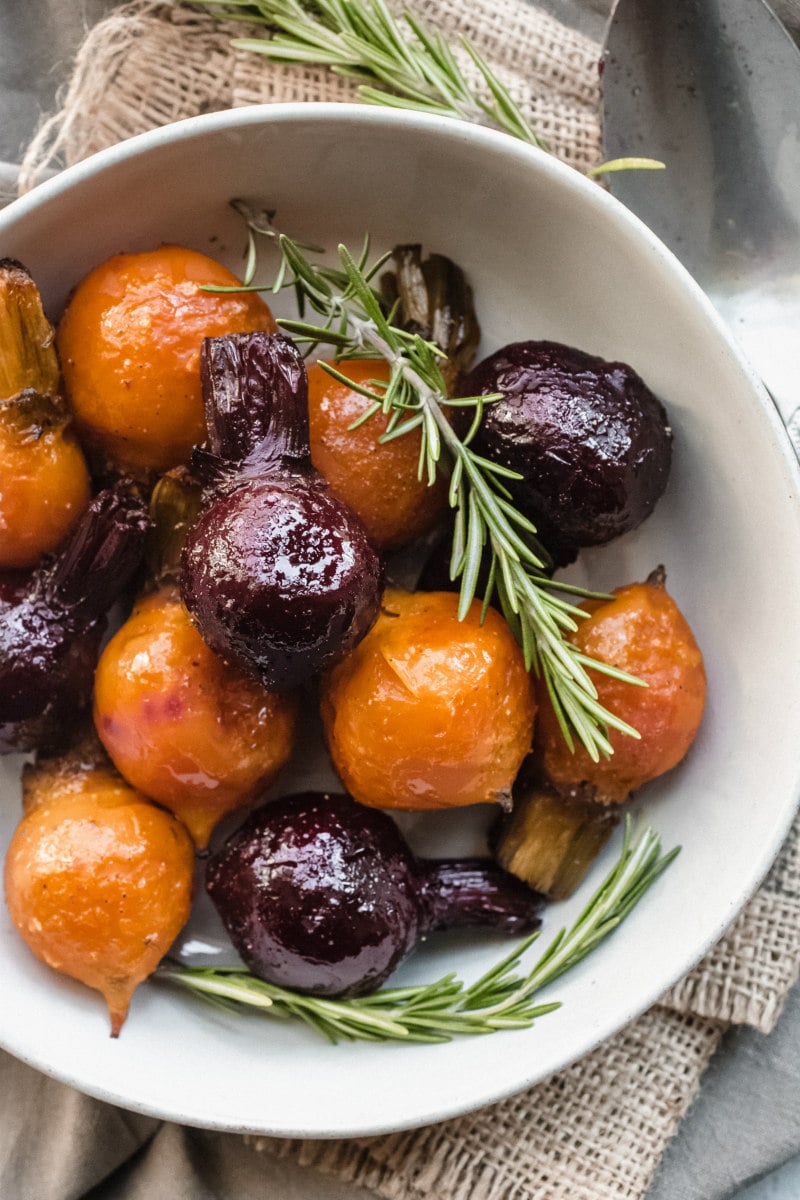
[206,791,543,998]
[181,333,383,691]
[460,340,672,566]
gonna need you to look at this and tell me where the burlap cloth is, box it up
[15,3,800,1197]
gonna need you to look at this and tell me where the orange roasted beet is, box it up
[4,772,194,1035]
[537,570,706,803]
[307,359,448,550]
[94,584,298,848]
[57,245,278,475]
[321,588,535,810]
[0,393,91,568]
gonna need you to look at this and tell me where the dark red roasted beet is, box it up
[181,334,383,691]
[0,481,149,753]
[206,791,543,998]
[459,340,672,566]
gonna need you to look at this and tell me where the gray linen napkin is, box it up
[647,985,800,1199]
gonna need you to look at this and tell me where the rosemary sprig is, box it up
[158,820,677,1043]
[194,0,552,151]
[206,207,643,759]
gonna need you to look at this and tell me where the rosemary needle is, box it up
[158,818,678,1044]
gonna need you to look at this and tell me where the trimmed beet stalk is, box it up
[181,333,383,692]
[206,791,543,999]
[202,331,309,465]
[0,480,149,754]
[417,859,541,933]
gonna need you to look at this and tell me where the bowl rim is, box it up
[2,101,800,1137]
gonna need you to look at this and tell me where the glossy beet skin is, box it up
[181,334,383,691]
[206,792,543,998]
[0,481,149,753]
[459,341,673,566]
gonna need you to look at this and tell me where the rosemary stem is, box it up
[464,826,665,1019]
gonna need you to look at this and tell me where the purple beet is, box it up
[459,340,672,566]
[206,791,544,998]
[181,333,383,691]
[0,480,149,753]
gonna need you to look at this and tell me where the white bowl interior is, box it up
[2,105,800,1137]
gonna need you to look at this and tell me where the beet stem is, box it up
[200,332,310,467]
[418,858,544,936]
[43,480,150,619]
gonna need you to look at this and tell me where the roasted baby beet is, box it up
[5,742,194,1035]
[459,340,672,566]
[495,570,707,900]
[536,568,707,804]
[321,589,536,811]
[93,469,298,849]
[181,333,383,691]
[206,791,543,998]
[0,481,149,754]
[57,245,278,476]
[0,261,91,568]
[94,583,298,849]
[0,391,91,569]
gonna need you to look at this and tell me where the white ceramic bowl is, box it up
[2,104,800,1138]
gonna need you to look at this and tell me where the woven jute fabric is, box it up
[17,2,800,1196]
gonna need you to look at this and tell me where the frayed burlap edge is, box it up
[19,3,235,193]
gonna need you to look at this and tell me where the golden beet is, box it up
[94,584,298,848]
[537,570,707,803]
[307,359,448,550]
[4,775,194,1035]
[57,245,277,475]
[0,393,91,568]
[321,588,536,810]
